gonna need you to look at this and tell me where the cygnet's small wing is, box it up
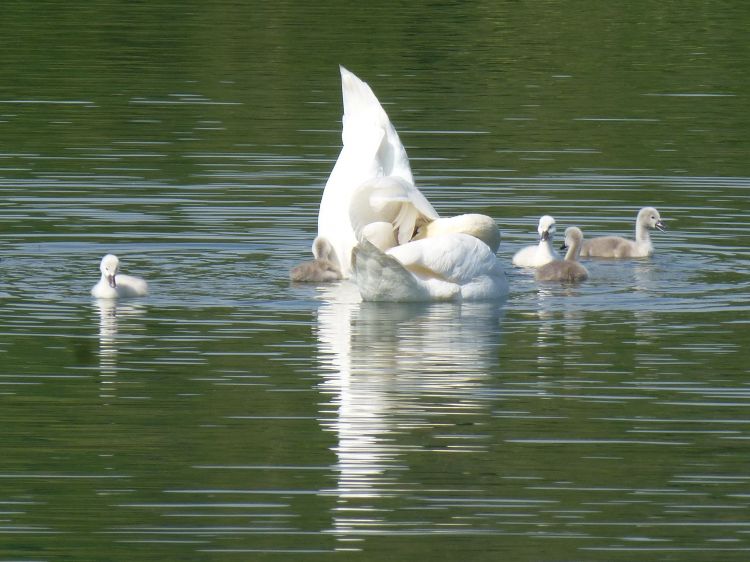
[580,236,633,258]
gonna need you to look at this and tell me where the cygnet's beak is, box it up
[540,230,550,242]
[107,274,117,288]
[655,220,666,232]
[560,242,568,251]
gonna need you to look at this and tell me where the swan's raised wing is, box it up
[339,66,412,184]
[317,67,422,278]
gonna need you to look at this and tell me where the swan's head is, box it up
[638,207,665,231]
[99,254,120,288]
[414,214,501,253]
[538,215,556,241]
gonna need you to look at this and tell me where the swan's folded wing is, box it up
[353,240,427,301]
[353,240,458,302]
[387,233,499,283]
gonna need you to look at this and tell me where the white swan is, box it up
[352,234,508,302]
[316,66,439,278]
[512,215,559,268]
[91,254,148,298]
[290,237,342,282]
[535,227,589,283]
[579,207,665,258]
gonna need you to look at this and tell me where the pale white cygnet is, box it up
[535,226,589,283]
[290,237,343,283]
[91,254,148,298]
[512,215,559,268]
[580,207,665,258]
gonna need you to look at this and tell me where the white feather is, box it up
[317,66,438,278]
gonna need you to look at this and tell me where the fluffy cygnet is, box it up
[535,226,589,283]
[289,237,342,282]
[579,207,665,258]
[91,254,148,298]
[512,215,559,268]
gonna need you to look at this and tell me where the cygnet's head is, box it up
[638,207,665,231]
[99,254,120,288]
[560,226,584,259]
[537,215,556,241]
[312,236,340,265]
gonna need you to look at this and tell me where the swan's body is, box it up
[91,254,148,298]
[512,215,559,268]
[352,234,508,302]
[580,207,665,258]
[535,227,589,283]
[317,66,438,278]
[290,237,342,282]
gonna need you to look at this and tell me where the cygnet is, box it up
[580,207,665,258]
[91,254,148,298]
[289,237,343,282]
[512,215,559,268]
[535,226,589,283]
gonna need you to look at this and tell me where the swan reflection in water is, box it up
[94,299,146,401]
[313,282,504,542]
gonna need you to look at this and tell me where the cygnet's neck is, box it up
[538,237,555,258]
[563,241,580,261]
[635,222,653,248]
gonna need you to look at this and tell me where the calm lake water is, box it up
[2,2,749,561]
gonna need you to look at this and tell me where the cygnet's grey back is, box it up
[290,259,341,282]
[535,226,588,283]
[579,235,634,258]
